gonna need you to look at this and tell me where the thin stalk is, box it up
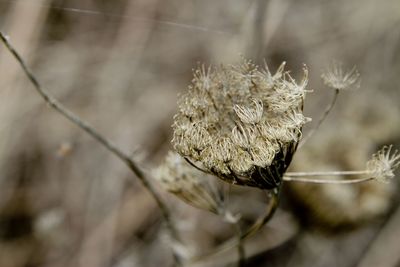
[283,176,374,184]
[299,88,339,148]
[283,169,375,184]
[240,187,280,240]
[234,222,245,267]
[285,170,370,177]
[190,186,281,263]
[0,31,181,265]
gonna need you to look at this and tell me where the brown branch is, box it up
[0,31,181,265]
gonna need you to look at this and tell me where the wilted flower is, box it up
[367,145,400,182]
[154,151,223,214]
[172,59,311,189]
[321,61,360,90]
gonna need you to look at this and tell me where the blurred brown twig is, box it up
[0,30,182,266]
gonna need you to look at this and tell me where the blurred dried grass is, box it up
[0,0,399,266]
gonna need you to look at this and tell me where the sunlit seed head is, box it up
[367,145,400,183]
[321,61,360,90]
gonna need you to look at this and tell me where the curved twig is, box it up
[299,88,339,148]
[0,31,181,265]
[190,186,281,263]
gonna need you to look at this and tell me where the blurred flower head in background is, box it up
[321,61,361,90]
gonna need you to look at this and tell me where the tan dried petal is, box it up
[234,99,264,124]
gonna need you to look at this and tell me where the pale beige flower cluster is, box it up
[171,60,310,189]
[321,61,360,90]
[155,151,223,214]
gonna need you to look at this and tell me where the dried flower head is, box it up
[367,145,400,182]
[172,60,310,189]
[154,151,223,214]
[321,61,360,90]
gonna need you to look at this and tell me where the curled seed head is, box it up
[172,59,311,189]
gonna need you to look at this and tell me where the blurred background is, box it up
[0,0,399,266]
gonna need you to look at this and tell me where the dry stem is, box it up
[284,170,375,184]
[233,221,245,267]
[190,186,281,263]
[300,88,339,147]
[0,31,181,266]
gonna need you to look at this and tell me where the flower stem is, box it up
[0,31,181,265]
[234,222,245,267]
[283,171,374,184]
[299,88,339,148]
[285,170,370,177]
[190,186,281,263]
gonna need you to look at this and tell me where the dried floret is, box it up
[233,99,264,124]
[367,145,400,182]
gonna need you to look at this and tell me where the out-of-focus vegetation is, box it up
[0,0,399,266]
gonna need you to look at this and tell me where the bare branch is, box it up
[0,31,181,265]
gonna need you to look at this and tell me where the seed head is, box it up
[321,61,360,90]
[154,151,222,214]
[367,145,400,182]
[172,59,310,189]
